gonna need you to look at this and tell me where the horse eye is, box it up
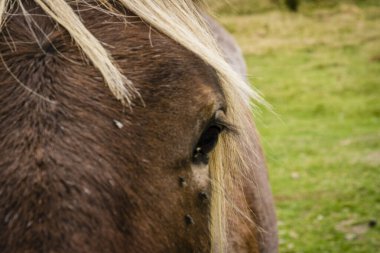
[192,125,223,164]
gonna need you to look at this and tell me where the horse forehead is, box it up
[6,1,225,110]
[97,18,226,113]
[1,0,225,124]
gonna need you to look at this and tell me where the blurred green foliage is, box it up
[284,0,300,12]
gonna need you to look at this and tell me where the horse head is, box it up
[0,1,277,252]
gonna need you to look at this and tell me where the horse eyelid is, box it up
[214,118,237,135]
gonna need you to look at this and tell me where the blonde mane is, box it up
[0,0,263,251]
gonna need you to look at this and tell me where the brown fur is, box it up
[0,1,277,252]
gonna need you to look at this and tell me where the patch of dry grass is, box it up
[217,4,380,55]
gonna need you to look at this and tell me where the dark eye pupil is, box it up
[198,126,220,153]
[193,126,221,163]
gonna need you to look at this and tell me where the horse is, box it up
[0,0,277,252]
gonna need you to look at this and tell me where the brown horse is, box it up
[0,0,277,252]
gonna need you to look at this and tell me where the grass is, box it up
[206,0,380,15]
[213,2,380,252]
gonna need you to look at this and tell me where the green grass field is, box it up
[213,1,380,252]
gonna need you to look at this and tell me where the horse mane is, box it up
[0,0,265,251]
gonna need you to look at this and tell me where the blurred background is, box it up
[207,0,380,252]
